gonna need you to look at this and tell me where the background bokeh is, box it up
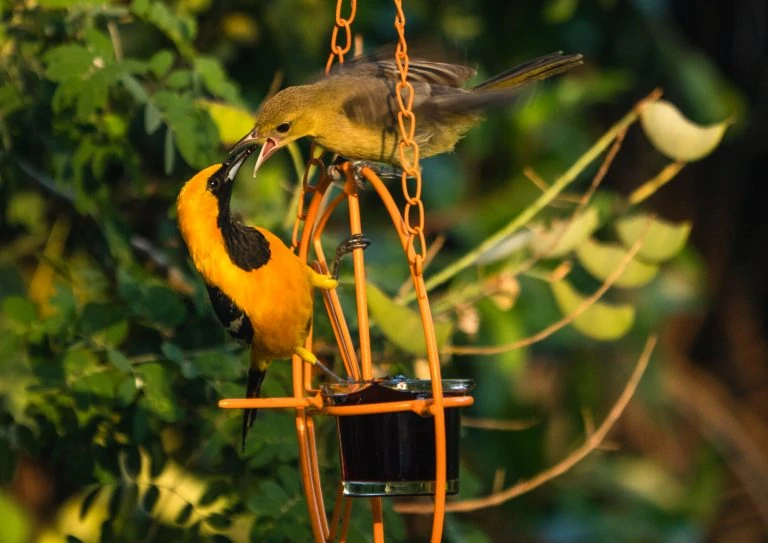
[1,0,766,542]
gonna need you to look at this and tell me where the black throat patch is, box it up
[208,166,272,271]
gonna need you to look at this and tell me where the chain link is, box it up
[393,0,426,275]
[325,0,357,73]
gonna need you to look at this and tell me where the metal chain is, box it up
[292,0,357,250]
[326,0,357,73]
[393,0,426,276]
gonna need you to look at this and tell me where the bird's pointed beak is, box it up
[229,130,280,177]
[223,144,257,182]
[252,137,278,177]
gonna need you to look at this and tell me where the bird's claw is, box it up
[332,233,372,279]
[352,161,406,182]
[326,160,411,191]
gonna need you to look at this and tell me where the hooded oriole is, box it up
[230,51,583,174]
[177,145,368,451]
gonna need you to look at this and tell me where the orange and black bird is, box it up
[230,51,583,174]
[176,145,368,451]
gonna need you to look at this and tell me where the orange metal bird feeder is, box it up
[217,1,474,541]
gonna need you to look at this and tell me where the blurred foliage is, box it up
[0,0,744,542]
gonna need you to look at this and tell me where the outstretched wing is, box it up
[329,51,477,88]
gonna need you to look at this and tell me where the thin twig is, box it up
[628,161,686,205]
[523,167,581,206]
[108,20,124,62]
[394,335,657,514]
[446,215,653,356]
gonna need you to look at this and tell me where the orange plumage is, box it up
[176,153,341,451]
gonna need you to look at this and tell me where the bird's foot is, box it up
[326,159,410,191]
[332,233,372,279]
[295,346,344,382]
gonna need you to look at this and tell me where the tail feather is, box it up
[470,52,584,93]
[430,52,583,115]
[242,362,269,453]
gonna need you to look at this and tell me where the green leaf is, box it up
[84,28,114,63]
[164,126,175,175]
[198,100,254,146]
[616,215,692,263]
[165,69,193,89]
[130,0,149,16]
[367,283,453,356]
[160,342,185,365]
[550,279,635,340]
[73,371,122,399]
[144,102,163,135]
[259,480,288,501]
[43,44,94,82]
[63,348,100,379]
[149,50,174,78]
[246,496,282,516]
[577,238,659,288]
[120,75,149,104]
[2,296,36,327]
[107,349,133,373]
[528,207,600,258]
[116,377,138,406]
[135,363,183,422]
[65,536,84,543]
[195,56,240,102]
[640,99,732,162]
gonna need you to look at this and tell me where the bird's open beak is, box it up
[229,130,280,177]
[223,143,257,182]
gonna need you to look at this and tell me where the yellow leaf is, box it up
[616,214,691,263]
[551,279,635,341]
[197,100,255,146]
[367,283,453,357]
[577,238,658,288]
[528,207,599,258]
[640,100,731,162]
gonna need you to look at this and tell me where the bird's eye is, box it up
[207,177,220,191]
[276,122,291,134]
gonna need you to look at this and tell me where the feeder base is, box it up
[342,479,459,497]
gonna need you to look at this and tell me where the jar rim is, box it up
[320,377,475,397]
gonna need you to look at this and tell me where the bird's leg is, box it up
[332,233,371,280]
[295,346,344,382]
[308,234,370,287]
[351,161,408,182]
[326,158,414,190]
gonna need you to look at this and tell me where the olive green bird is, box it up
[231,51,583,173]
